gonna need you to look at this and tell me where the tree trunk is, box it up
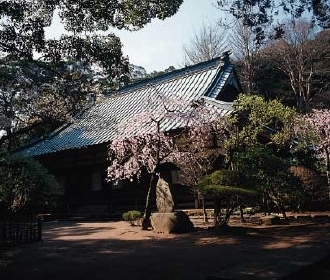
[270,192,287,220]
[213,199,221,226]
[142,173,156,230]
[239,205,245,223]
[327,170,330,200]
[262,192,269,215]
[326,151,330,199]
[202,196,208,223]
[194,193,199,209]
[223,208,232,226]
[197,190,208,223]
[279,204,287,220]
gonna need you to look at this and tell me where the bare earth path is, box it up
[1,220,330,280]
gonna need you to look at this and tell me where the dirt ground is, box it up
[1,217,330,280]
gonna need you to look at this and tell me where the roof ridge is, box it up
[118,57,222,94]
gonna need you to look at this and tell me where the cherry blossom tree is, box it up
[107,91,227,229]
[304,109,330,198]
[168,120,229,222]
[107,129,174,229]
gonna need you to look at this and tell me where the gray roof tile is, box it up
[20,57,236,157]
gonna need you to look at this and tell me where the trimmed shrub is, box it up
[122,210,142,226]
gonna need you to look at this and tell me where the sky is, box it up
[115,0,221,72]
[45,0,222,73]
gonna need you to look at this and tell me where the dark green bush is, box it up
[122,210,142,225]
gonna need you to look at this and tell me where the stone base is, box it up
[259,215,281,225]
[150,211,194,234]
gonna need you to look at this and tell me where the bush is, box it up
[122,210,142,226]
[0,154,62,211]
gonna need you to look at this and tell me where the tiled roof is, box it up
[20,57,236,157]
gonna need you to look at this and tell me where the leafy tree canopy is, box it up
[226,94,299,153]
[0,0,183,63]
[0,0,184,149]
[217,0,330,29]
[0,57,110,150]
[225,94,320,171]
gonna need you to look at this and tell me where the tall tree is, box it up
[257,21,330,111]
[222,95,313,215]
[275,21,320,111]
[224,94,299,163]
[229,20,262,94]
[0,57,111,150]
[217,1,329,98]
[183,23,229,65]
[0,1,183,61]
[0,0,186,152]
[217,0,330,41]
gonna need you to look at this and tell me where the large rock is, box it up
[156,177,174,213]
[259,215,281,225]
[150,211,194,234]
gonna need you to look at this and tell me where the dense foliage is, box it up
[0,0,183,60]
[213,95,325,217]
[0,154,62,211]
[234,147,303,216]
[0,58,104,150]
[197,169,255,226]
[225,94,299,158]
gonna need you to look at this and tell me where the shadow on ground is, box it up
[1,221,330,280]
